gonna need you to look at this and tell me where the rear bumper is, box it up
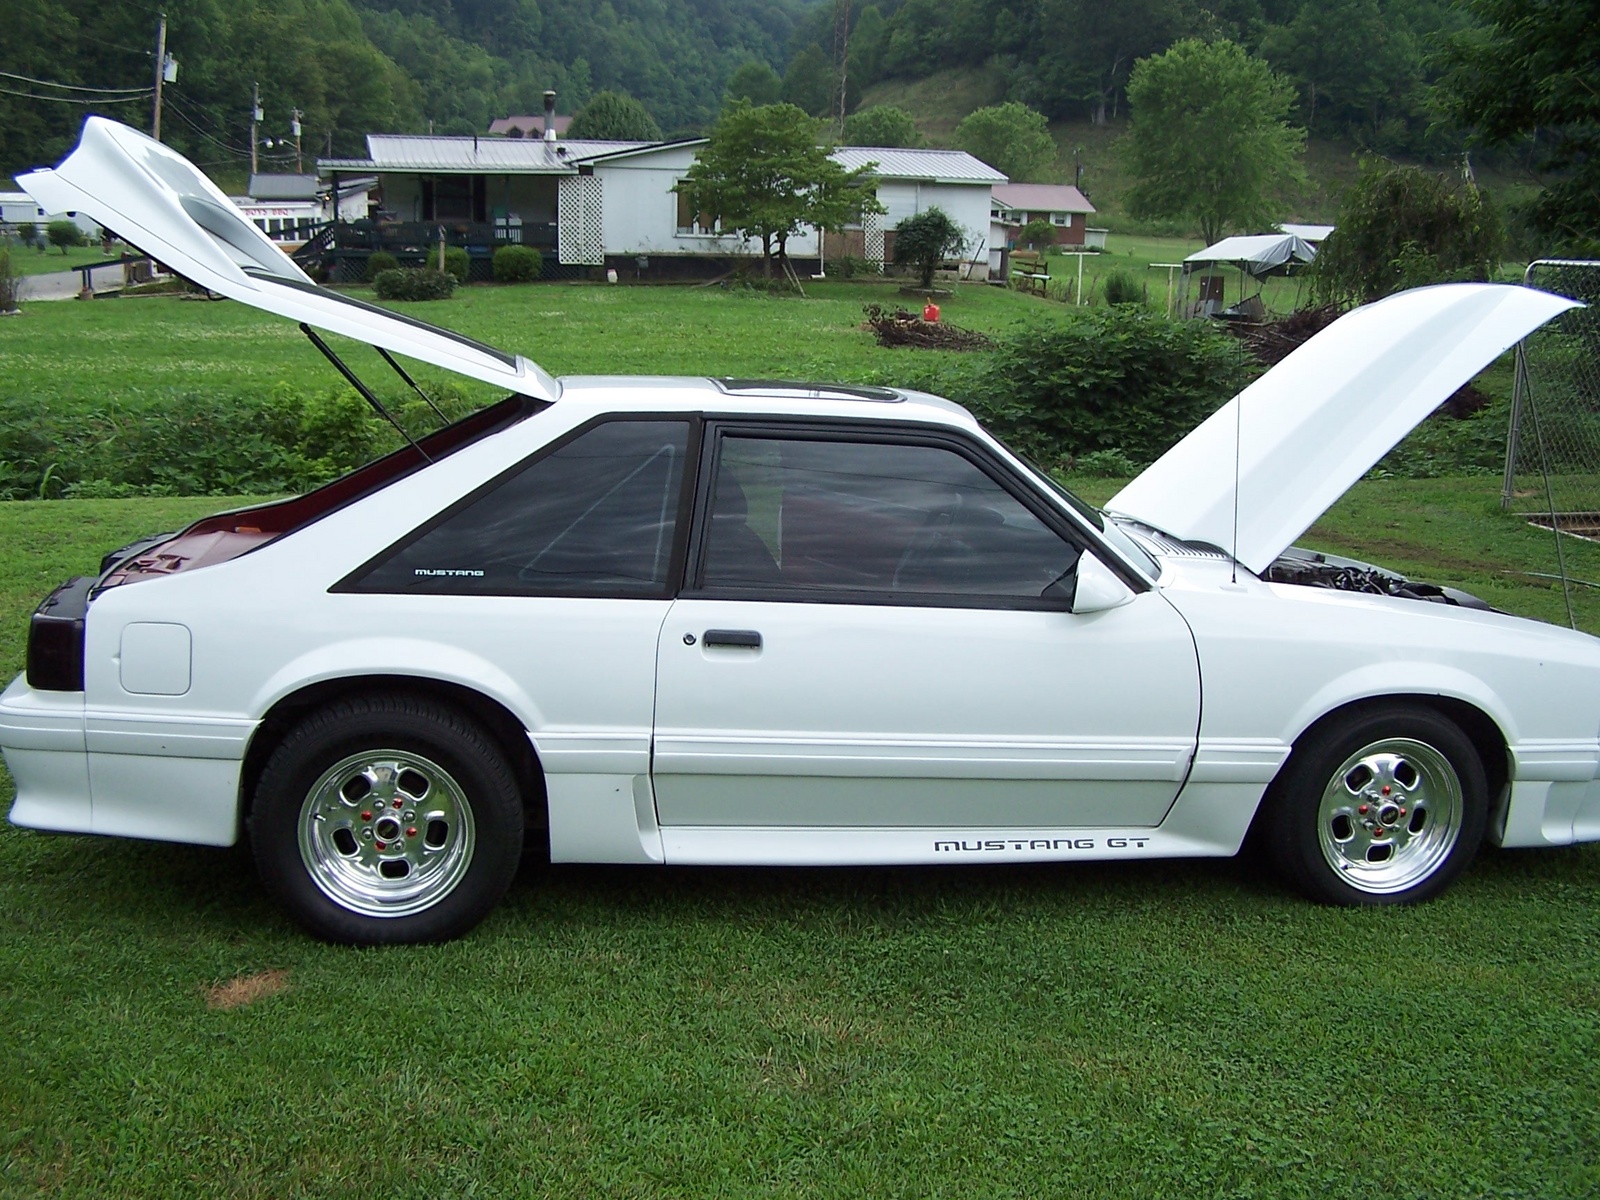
[1,674,252,847]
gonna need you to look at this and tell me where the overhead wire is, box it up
[0,69,153,94]
[0,85,152,103]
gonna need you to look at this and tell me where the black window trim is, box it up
[332,412,703,599]
[681,417,1148,611]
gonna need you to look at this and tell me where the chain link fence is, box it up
[1502,261,1600,527]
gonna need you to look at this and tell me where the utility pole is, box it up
[250,82,263,176]
[291,108,303,173]
[151,13,168,140]
[832,0,851,136]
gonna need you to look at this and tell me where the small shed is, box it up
[1180,232,1317,318]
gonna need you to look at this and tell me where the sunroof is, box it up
[714,378,904,403]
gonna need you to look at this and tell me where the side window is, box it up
[698,434,1081,603]
[353,419,689,597]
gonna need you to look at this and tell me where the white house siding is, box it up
[877,181,992,277]
[592,144,820,260]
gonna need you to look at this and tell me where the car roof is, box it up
[554,376,983,429]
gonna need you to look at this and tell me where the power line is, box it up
[0,85,153,104]
[0,69,153,94]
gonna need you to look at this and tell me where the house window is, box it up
[1050,213,1073,227]
[675,188,719,236]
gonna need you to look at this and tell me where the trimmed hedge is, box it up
[493,244,543,283]
[372,268,457,302]
[443,247,470,283]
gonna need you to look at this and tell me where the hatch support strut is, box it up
[299,324,432,463]
[375,346,449,424]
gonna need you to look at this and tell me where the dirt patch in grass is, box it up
[206,968,291,1010]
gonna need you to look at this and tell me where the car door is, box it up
[651,422,1201,834]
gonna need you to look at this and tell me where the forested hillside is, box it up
[790,0,1480,160]
[4,0,1492,184]
[1,0,809,179]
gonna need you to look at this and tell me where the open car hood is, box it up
[19,117,557,401]
[1107,284,1578,573]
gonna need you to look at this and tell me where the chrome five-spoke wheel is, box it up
[1315,738,1465,895]
[298,750,477,918]
[1265,706,1488,906]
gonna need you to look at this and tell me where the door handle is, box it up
[702,629,762,649]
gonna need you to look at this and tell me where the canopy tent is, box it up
[1179,232,1317,319]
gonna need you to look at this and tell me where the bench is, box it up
[1010,249,1050,296]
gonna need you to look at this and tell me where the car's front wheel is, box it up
[250,695,524,943]
[1264,705,1488,905]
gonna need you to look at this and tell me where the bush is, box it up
[963,307,1253,468]
[372,268,457,302]
[16,221,38,248]
[1102,270,1147,306]
[492,244,543,283]
[1019,218,1054,250]
[365,250,399,280]
[443,247,470,283]
[0,384,482,500]
[46,219,85,253]
[893,207,966,290]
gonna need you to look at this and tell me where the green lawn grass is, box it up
[3,242,124,277]
[1,286,1598,1196]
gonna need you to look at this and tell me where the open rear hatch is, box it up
[19,117,558,401]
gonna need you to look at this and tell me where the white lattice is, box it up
[558,175,604,265]
[863,208,884,265]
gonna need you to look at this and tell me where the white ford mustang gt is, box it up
[3,118,1597,944]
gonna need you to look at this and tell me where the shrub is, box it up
[1019,218,1054,250]
[16,221,38,248]
[893,207,966,290]
[365,250,399,280]
[372,268,457,302]
[1102,270,1147,306]
[46,219,85,252]
[964,307,1253,468]
[443,247,470,283]
[492,244,543,283]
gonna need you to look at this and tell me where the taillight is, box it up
[27,577,92,692]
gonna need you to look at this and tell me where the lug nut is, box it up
[392,799,403,809]
[406,826,417,837]
[1358,804,1369,814]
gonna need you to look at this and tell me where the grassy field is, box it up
[2,243,123,277]
[1,286,1598,1195]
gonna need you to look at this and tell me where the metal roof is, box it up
[831,146,1006,184]
[356,134,653,174]
[246,173,320,200]
[317,137,1006,185]
[992,182,1095,213]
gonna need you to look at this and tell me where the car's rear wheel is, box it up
[250,695,523,943]
[1265,706,1487,905]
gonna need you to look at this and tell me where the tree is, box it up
[781,43,836,118]
[1310,161,1504,305]
[46,219,83,254]
[1437,0,1600,253]
[567,90,662,140]
[893,207,967,289]
[1122,39,1305,245]
[954,102,1056,181]
[842,105,924,148]
[674,102,882,280]
[723,60,782,108]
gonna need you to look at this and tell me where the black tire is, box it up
[1263,705,1488,906]
[250,694,525,944]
